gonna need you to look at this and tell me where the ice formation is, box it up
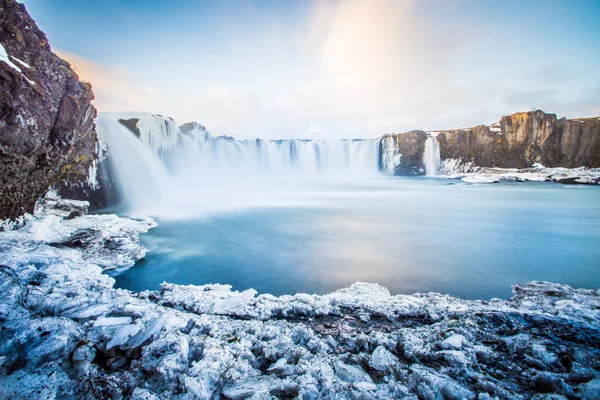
[1,196,599,399]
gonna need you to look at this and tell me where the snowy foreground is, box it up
[1,198,600,399]
[440,162,600,185]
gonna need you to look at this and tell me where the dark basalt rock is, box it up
[179,121,207,135]
[117,118,141,138]
[56,155,123,210]
[0,0,97,220]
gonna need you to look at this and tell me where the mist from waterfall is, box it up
[423,135,441,176]
[98,113,383,217]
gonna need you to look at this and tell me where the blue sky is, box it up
[21,0,600,139]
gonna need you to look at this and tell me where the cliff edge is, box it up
[0,0,97,220]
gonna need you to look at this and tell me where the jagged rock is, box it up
[0,0,97,220]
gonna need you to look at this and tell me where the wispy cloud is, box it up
[52,0,600,139]
[55,49,157,113]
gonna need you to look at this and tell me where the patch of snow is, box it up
[0,42,22,74]
[11,56,30,69]
[442,334,466,349]
[0,43,35,86]
[462,175,500,184]
[440,164,600,186]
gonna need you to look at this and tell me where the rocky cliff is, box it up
[0,0,97,220]
[437,111,600,169]
[383,110,600,175]
[380,130,427,175]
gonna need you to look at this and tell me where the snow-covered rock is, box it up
[0,195,599,399]
[443,166,600,186]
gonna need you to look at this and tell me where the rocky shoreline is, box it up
[1,196,599,399]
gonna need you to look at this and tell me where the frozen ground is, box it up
[1,196,599,399]
[440,162,600,185]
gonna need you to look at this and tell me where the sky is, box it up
[21,0,600,139]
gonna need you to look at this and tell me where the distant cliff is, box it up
[382,111,600,175]
[437,111,600,169]
[0,0,97,219]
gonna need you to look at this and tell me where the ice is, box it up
[94,316,133,327]
[462,174,500,184]
[440,165,600,186]
[442,334,465,349]
[370,345,399,371]
[0,196,599,398]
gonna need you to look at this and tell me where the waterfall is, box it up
[98,112,382,215]
[423,135,441,176]
[97,115,171,213]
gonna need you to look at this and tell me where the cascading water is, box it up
[97,115,172,213]
[423,135,441,176]
[98,112,383,216]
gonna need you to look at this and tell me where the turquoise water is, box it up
[112,178,600,299]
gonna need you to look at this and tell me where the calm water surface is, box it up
[112,178,600,299]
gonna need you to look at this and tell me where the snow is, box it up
[11,56,31,69]
[461,175,500,184]
[0,195,599,398]
[442,334,466,349]
[93,316,134,327]
[439,163,600,186]
[0,43,35,86]
[0,42,22,74]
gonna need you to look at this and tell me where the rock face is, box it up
[437,111,600,169]
[380,130,427,175]
[383,111,600,175]
[0,0,97,220]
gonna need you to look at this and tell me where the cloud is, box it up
[292,0,473,135]
[54,1,600,139]
[55,49,158,113]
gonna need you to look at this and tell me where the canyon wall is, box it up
[0,0,97,219]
